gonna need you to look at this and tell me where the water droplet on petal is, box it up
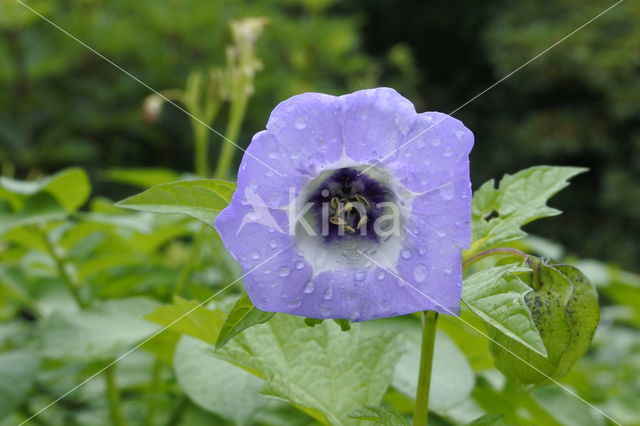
[295,261,305,270]
[278,266,290,277]
[355,271,366,281]
[269,239,278,248]
[294,116,307,130]
[303,280,315,294]
[414,264,428,283]
[439,183,455,200]
[287,299,302,308]
[443,147,452,157]
[431,138,441,147]
[444,266,452,274]
[320,304,332,316]
[437,229,446,237]
[418,246,427,255]
[377,271,386,280]
[251,250,261,260]
[323,284,333,300]
[401,249,412,259]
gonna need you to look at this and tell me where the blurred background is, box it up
[1,0,639,269]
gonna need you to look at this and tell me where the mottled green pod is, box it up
[488,259,599,386]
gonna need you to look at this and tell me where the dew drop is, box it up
[294,116,307,130]
[251,249,261,260]
[431,138,441,147]
[401,249,412,259]
[269,239,278,248]
[443,147,452,157]
[303,280,315,294]
[295,261,305,270]
[418,246,427,255]
[278,266,290,277]
[437,229,446,237]
[413,264,428,283]
[287,299,302,308]
[268,150,278,160]
[323,284,333,300]
[444,266,452,274]
[439,183,455,200]
[320,304,332,316]
[377,271,386,280]
[355,271,366,281]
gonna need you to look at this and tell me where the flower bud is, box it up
[488,258,599,386]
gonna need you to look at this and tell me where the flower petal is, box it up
[341,88,416,164]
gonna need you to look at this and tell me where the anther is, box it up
[356,215,368,230]
[355,193,370,208]
[330,197,339,211]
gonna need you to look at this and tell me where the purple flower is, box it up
[215,88,473,321]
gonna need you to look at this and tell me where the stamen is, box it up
[329,216,347,226]
[357,215,368,230]
[355,193,370,208]
[330,197,339,211]
[344,224,356,233]
[344,202,354,212]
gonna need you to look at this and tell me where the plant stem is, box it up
[105,364,127,426]
[143,360,163,426]
[462,247,529,270]
[412,310,439,426]
[193,123,209,177]
[38,227,88,308]
[214,92,248,179]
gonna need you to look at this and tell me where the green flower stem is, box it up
[143,360,163,426]
[105,364,127,426]
[412,310,439,426]
[194,123,209,177]
[173,226,206,297]
[214,85,249,179]
[462,247,529,270]
[38,227,88,309]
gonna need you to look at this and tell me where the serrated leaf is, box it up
[174,335,267,424]
[215,293,275,349]
[40,297,160,362]
[0,350,41,418]
[115,179,235,226]
[463,264,547,356]
[471,166,586,252]
[349,406,409,425]
[145,296,225,344]
[216,314,403,425]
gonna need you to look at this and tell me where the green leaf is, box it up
[145,296,225,345]
[216,314,403,425]
[349,406,409,425]
[105,167,181,188]
[465,414,506,426]
[40,297,160,362]
[471,166,586,252]
[174,335,267,424]
[215,293,275,349]
[0,167,90,212]
[363,317,475,414]
[115,179,235,226]
[463,264,547,356]
[0,350,41,418]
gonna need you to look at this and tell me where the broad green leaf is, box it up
[363,317,474,414]
[0,350,41,418]
[471,166,586,252]
[531,387,605,426]
[40,297,160,362]
[0,193,67,234]
[463,264,547,356]
[145,296,225,344]
[215,293,275,349]
[115,179,235,226]
[174,335,267,424]
[349,406,409,425]
[0,167,90,212]
[105,167,181,188]
[216,314,403,425]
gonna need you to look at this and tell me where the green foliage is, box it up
[0,350,41,418]
[216,315,403,425]
[462,264,547,356]
[489,260,599,386]
[349,406,409,425]
[215,292,275,349]
[470,166,586,253]
[116,179,235,226]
